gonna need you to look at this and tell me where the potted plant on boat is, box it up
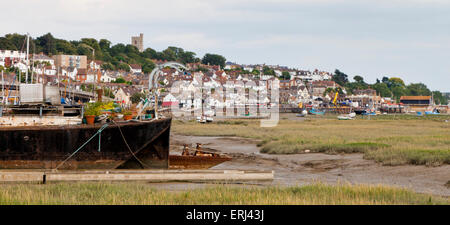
[123,110,133,121]
[84,103,101,125]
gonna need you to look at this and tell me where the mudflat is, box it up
[171,134,450,197]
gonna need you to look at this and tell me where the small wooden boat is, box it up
[169,155,232,169]
[169,143,231,169]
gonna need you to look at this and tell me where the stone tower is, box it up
[131,33,144,52]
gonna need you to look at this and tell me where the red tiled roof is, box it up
[400,96,431,100]
[129,64,142,69]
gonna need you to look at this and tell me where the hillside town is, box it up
[0,33,449,117]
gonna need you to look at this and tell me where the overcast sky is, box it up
[1,0,449,91]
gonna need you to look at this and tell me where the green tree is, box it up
[179,51,196,64]
[372,83,392,97]
[201,53,226,68]
[36,33,56,56]
[195,66,209,73]
[162,48,176,61]
[391,86,405,102]
[55,39,77,54]
[280,71,291,80]
[332,69,349,86]
[353,75,365,84]
[432,91,448,105]
[114,77,127,83]
[405,83,431,96]
[0,37,17,50]
[109,43,126,56]
[117,63,131,72]
[131,92,146,104]
[142,59,155,74]
[99,39,111,51]
[388,77,405,88]
[101,62,115,71]
[143,48,157,59]
[262,66,275,75]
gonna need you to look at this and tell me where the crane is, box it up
[138,62,187,119]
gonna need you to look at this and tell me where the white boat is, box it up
[338,112,356,120]
[196,115,213,123]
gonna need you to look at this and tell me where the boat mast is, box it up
[1,70,4,106]
[25,33,30,84]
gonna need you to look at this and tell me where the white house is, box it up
[33,54,54,66]
[88,60,103,70]
[100,72,116,83]
[13,61,28,73]
[129,64,142,73]
[0,50,26,62]
[61,67,77,80]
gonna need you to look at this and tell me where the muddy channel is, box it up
[170,134,450,197]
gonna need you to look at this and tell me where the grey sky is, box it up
[1,0,449,91]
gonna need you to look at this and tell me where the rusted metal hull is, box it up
[0,118,172,170]
[169,155,231,169]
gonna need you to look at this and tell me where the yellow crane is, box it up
[332,91,338,105]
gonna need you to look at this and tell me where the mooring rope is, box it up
[55,119,157,170]
[55,123,109,170]
[111,120,151,169]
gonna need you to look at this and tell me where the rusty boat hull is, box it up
[169,155,232,169]
[0,118,172,170]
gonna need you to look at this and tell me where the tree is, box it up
[391,86,405,102]
[201,53,226,68]
[353,75,365,84]
[131,92,146,104]
[0,37,17,50]
[162,48,176,61]
[101,62,115,71]
[113,77,127,83]
[109,43,126,56]
[372,83,392,97]
[195,66,209,73]
[77,45,94,59]
[99,39,111,51]
[143,48,157,59]
[36,33,56,56]
[323,87,335,97]
[388,77,405,88]
[432,91,448,105]
[262,66,275,75]
[405,83,431,96]
[117,63,131,72]
[280,71,291,80]
[179,51,196,64]
[344,82,367,94]
[332,69,349,86]
[55,39,77,54]
[142,60,155,74]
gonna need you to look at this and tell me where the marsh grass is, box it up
[173,117,450,166]
[0,182,447,205]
